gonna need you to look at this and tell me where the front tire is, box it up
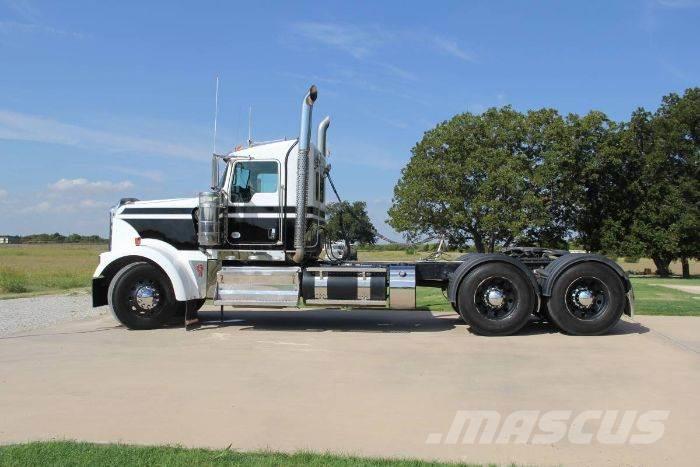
[546,262,625,335]
[456,262,537,336]
[108,262,178,330]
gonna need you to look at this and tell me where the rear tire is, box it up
[108,262,178,330]
[546,262,625,335]
[456,262,536,336]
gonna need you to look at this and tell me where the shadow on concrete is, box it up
[191,308,651,337]
[194,308,461,333]
[607,319,650,336]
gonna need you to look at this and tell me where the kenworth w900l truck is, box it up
[92,85,634,336]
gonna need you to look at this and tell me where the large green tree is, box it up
[389,89,699,264]
[325,201,376,245]
[556,111,638,253]
[388,107,563,253]
[603,89,699,276]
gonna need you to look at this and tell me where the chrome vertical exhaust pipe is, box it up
[210,154,219,190]
[292,85,318,264]
[317,116,330,157]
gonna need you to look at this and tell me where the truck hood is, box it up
[116,197,198,214]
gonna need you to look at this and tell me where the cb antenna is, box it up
[247,105,253,147]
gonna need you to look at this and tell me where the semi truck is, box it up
[92,85,634,336]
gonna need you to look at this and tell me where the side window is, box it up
[230,161,278,203]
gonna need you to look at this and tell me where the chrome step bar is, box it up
[213,266,300,307]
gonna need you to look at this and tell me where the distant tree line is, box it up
[388,88,699,277]
[19,233,108,244]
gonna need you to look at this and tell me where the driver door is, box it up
[227,160,282,247]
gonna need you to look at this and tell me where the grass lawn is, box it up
[0,244,106,298]
[628,277,699,316]
[0,441,482,467]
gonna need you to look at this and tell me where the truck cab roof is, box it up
[224,139,320,161]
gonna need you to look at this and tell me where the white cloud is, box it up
[432,36,476,62]
[657,0,700,7]
[0,110,206,160]
[290,21,475,71]
[20,198,112,214]
[105,166,165,183]
[21,200,50,213]
[49,178,134,194]
[0,20,84,39]
[379,63,418,81]
[291,22,390,59]
[3,0,41,21]
[0,0,84,41]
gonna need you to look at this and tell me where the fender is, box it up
[538,253,631,296]
[446,253,540,307]
[92,239,207,306]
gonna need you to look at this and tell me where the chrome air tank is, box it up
[197,191,221,246]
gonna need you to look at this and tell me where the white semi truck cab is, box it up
[92,85,634,336]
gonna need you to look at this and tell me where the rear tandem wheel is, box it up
[545,262,625,335]
[456,262,537,336]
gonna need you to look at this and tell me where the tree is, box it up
[389,89,699,264]
[518,108,571,248]
[388,107,565,253]
[603,89,700,276]
[325,201,376,245]
[656,89,700,277]
[553,111,642,253]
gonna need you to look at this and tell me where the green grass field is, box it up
[625,277,700,315]
[0,244,697,315]
[0,441,482,467]
[0,244,106,298]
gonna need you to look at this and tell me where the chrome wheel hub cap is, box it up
[484,287,506,308]
[135,285,159,310]
[573,287,594,308]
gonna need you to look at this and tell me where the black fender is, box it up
[538,253,631,297]
[447,253,541,307]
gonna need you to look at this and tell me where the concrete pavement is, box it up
[0,307,698,466]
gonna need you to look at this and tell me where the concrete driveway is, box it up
[0,306,698,466]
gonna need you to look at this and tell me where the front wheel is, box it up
[546,262,625,335]
[456,262,537,336]
[108,262,178,330]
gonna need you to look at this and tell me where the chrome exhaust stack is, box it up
[317,116,330,157]
[210,155,219,190]
[292,85,318,264]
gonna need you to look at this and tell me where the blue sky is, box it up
[0,0,698,237]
